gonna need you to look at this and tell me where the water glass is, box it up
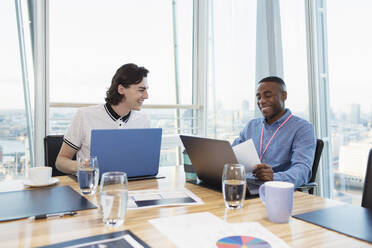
[222,163,247,209]
[77,156,99,195]
[100,171,128,227]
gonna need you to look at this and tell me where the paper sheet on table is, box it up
[127,188,203,210]
[232,139,261,172]
[149,212,289,248]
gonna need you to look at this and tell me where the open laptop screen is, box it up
[180,135,238,187]
[180,135,262,196]
[91,128,162,179]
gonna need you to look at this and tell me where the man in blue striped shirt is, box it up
[232,76,316,188]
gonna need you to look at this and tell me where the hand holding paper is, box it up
[232,139,260,173]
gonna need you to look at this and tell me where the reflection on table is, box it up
[0,166,370,248]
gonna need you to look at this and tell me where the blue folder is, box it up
[90,128,162,179]
[293,204,372,243]
[0,186,96,222]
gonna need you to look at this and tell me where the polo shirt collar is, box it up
[104,103,131,123]
[263,108,292,126]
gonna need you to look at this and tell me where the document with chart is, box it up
[127,188,203,209]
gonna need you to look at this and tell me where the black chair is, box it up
[44,135,75,176]
[362,148,372,209]
[297,139,324,194]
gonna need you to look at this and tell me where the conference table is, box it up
[0,166,370,247]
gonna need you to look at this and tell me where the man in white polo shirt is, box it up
[56,63,150,174]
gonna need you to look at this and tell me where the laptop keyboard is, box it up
[246,178,265,186]
[246,178,264,195]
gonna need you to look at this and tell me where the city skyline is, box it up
[1,99,371,205]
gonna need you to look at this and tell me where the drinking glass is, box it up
[222,163,246,209]
[100,171,128,227]
[77,156,99,195]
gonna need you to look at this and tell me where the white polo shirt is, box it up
[63,103,150,159]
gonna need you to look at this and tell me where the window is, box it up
[0,1,33,180]
[48,0,193,166]
[208,0,256,142]
[280,0,309,120]
[49,0,191,105]
[327,0,372,205]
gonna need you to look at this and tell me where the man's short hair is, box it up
[258,76,286,91]
[105,63,149,105]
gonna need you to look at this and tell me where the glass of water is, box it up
[100,171,128,227]
[77,156,99,195]
[222,163,246,209]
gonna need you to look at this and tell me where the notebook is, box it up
[293,204,372,243]
[0,186,96,222]
[180,135,263,196]
[90,128,162,179]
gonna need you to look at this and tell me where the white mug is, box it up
[28,167,52,184]
[259,181,294,223]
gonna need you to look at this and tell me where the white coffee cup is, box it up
[28,167,52,185]
[259,181,294,223]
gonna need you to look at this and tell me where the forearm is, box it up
[232,132,247,146]
[273,164,311,188]
[56,156,78,174]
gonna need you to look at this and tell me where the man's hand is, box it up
[253,163,274,181]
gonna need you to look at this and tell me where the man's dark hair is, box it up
[258,76,286,91]
[105,63,149,105]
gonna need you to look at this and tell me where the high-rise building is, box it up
[0,145,3,163]
[349,103,361,124]
[241,100,250,123]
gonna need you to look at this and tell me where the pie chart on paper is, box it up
[216,235,271,248]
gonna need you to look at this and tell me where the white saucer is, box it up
[23,178,59,187]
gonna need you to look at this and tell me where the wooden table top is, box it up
[0,166,370,248]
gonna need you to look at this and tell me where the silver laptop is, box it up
[180,135,263,195]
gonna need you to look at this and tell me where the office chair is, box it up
[44,135,75,176]
[297,139,324,194]
[362,148,372,209]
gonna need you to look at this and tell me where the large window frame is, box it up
[305,0,332,197]
[0,0,34,180]
[30,0,335,199]
[16,0,35,167]
[33,0,202,167]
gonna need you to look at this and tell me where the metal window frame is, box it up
[33,0,48,168]
[34,1,202,167]
[192,0,209,136]
[172,0,181,136]
[15,0,35,167]
[305,0,332,197]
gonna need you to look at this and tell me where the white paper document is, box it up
[149,212,289,248]
[232,139,261,172]
[127,188,203,210]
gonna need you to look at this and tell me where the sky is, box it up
[1,0,372,115]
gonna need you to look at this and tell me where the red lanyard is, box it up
[259,114,293,161]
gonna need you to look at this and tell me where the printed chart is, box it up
[216,235,271,248]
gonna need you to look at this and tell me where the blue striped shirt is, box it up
[232,109,316,188]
